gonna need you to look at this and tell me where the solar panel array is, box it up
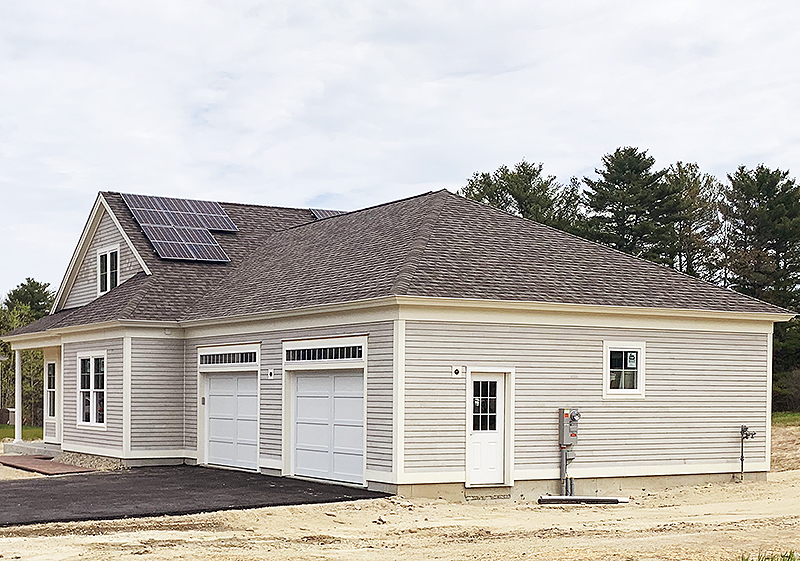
[121,193,238,263]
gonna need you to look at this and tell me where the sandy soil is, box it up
[0,427,798,561]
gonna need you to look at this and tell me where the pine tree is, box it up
[720,164,800,377]
[459,160,586,234]
[583,147,681,265]
[664,162,722,281]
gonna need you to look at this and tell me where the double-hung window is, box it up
[79,355,105,425]
[46,362,56,418]
[97,247,119,295]
[603,341,645,398]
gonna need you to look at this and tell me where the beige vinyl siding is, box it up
[44,421,57,440]
[130,338,185,450]
[63,209,142,309]
[62,338,124,451]
[184,321,394,472]
[404,321,769,475]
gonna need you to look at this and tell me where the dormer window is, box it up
[98,247,119,295]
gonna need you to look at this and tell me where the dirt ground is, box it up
[0,427,799,561]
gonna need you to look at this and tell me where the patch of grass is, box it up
[0,424,42,441]
[772,412,800,426]
[740,552,797,561]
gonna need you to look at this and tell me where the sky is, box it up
[1,1,799,299]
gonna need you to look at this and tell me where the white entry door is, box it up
[467,373,505,486]
[294,372,364,484]
[206,373,259,470]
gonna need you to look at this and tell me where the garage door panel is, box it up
[237,395,258,415]
[297,376,330,394]
[208,418,235,440]
[294,372,364,484]
[296,449,331,477]
[334,375,362,393]
[236,418,258,442]
[208,441,235,462]
[208,395,235,416]
[333,424,362,450]
[334,396,362,421]
[209,376,237,393]
[333,452,363,483]
[296,395,329,418]
[236,442,257,462]
[297,422,331,448]
[237,376,258,393]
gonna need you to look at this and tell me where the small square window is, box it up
[603,342,645,399]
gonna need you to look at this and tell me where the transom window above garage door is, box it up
[200,351,257,365]
[286,345,362,362]
[283,336,367,369]
[198,344,260,371]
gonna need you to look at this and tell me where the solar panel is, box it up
[122,193,238,263]
[310,208,346,220]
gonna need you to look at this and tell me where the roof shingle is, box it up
[4,189,791,338]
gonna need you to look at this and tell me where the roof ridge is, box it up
[280,190,442,233]
[106,191,318,213]
[389,191,450,295]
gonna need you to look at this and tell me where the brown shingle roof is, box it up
[4,189,791,338]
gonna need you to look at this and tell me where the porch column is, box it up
[14,349,22,442]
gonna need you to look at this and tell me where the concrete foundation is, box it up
[2,441,62,457]
[122,457,187,467]
[390,472,769,502]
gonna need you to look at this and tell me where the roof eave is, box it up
[179,294,794,330]
[392,295,795,323]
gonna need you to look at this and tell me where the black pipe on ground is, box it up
[537,495,629,505]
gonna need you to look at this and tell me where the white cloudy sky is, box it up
[1,1,798,299]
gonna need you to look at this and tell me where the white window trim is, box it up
[76,351,107,429]
[96,244,120,296]
[45,362,57,419]
[603,341,646,399]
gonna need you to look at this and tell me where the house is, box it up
[2,190,793,498]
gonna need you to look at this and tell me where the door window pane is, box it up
[472,379,498,432]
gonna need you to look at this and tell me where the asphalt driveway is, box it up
[0,465,385,526]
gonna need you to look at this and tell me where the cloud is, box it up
[0,0,799,296]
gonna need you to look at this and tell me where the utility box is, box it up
[558,407,581,448]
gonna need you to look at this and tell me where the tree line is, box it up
[0,278,54,426]
[460,147,800,411]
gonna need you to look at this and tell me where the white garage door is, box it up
[294,372,363,484]
[207,373,258,471]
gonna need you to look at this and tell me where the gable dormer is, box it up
[53,194,151,312]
